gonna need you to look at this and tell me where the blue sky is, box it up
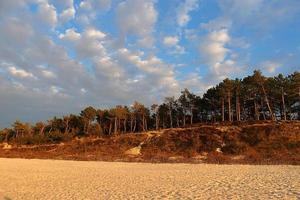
[0,0,299,127]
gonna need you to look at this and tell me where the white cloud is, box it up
[60,27,106,59]
[0,18,33,47]
[181,73,208,94]
[163,36,185,54]
[1,0,298,129]
[198,28,244,81]
[41,70,56,78]
[199,29,230,65]
[200,18,232,31]
[176,0,199,27]
[79,0,111,11]
[94,56,125,79]
[137,36,155,48]
[172,45,185,55]
[79,1,91,10]
[76,28,107,59]
[58,0,73,7]
[0,0,190,127]
[116,0,157,47]
[85,27,106,39]
[117,48,179,95]
[37,1,58,27]
[60,7,75,23]
[8,66,35,79]
[163,36,179,47]
[0,0,26,17]
[59,28,81,40]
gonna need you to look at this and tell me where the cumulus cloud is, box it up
[0,0,26,17]
[60,27,107,58]
[8,66,35,79]
[85,28,106,39]
[117,48,179,96]
[76,28,107,59]
[116,0,157,47]
[41,70,57,79]
[59,28,81,41]
[163,36,185,54]
[37,1,58,27]
[79,0,111,11]
[198,28,244,81]
[199,29,230,65]
[60,7,75,23]
[75,0,111,26]
[0,0,299,128]
[200,17,232,31]
[0,0,181,127]
[163,36,179,47]
[176,0,199,27]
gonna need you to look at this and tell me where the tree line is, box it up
[0,70,299,144]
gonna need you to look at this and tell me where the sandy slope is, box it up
[0,158,299,199]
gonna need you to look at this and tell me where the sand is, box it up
[0,158,299,199]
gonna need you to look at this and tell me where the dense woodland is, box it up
[0,70,299,144]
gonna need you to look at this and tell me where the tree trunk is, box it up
[64,120,69,134]
[169,109,173,128]
[222,98,225,122]
[133,118,136,132]
[5,132,9,143]
[281,87,287,120]
[213,103,216,123]
[183,114,186,127]
[228,92,232,122]
[236,94,240,121]
[190,106,193,125]
[109,121,112,135]
[114,117,117,134]
[130,117,133,132]
[155,114,159,130]
[142,115,145,131]
[145,117,148,131]
[98,122,103,135]
[261,85,274,120]
[260,98,266,120]
[124,119,127,133]
[49,126,53,134]
[40,125,45,136]
[254,100,259,120]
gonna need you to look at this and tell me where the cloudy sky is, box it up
[0,0,300,127]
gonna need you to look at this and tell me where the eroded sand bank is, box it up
[0,158,299,199]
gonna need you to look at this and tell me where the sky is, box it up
[0,0,300,127]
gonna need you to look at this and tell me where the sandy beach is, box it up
[0,158,299,199]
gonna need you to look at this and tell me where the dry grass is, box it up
[0,121,299,164]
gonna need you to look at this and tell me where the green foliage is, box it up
[2,70,300,144]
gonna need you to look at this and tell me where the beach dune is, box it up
[0,158,299,199]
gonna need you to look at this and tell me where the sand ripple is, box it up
[0,158,299,199]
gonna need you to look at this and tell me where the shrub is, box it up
[286,141,300,150]
[206,152,230,164]
[47,131,72,143]
[0,134,4,143]
[240,127,265,146]
[222,141,247,154]
[245,148,262,162]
